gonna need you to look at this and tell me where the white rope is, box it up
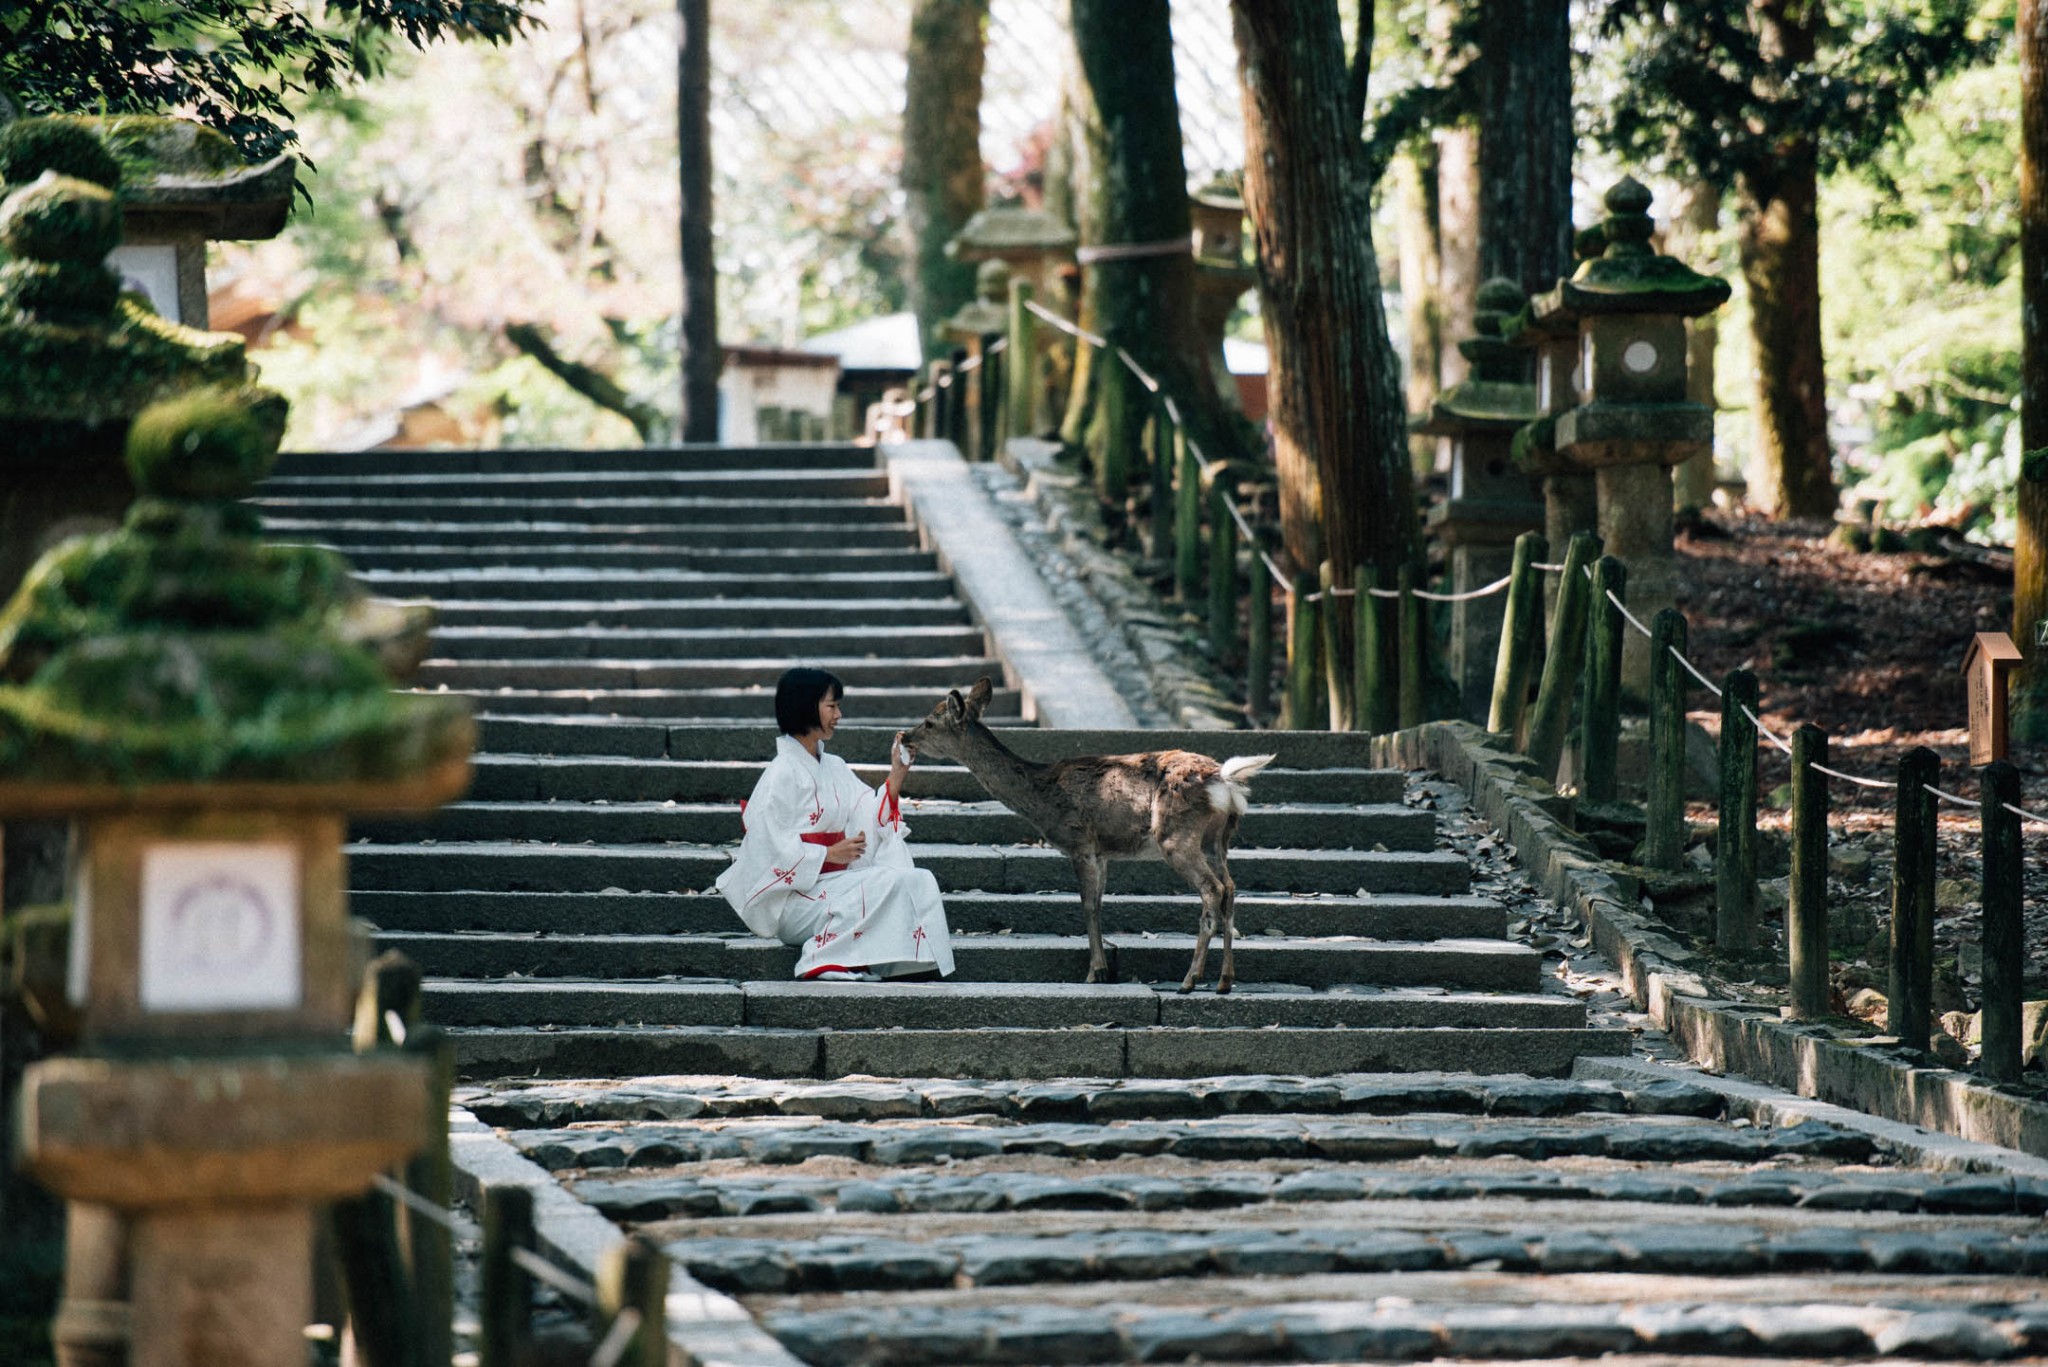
[1810,762,1897,790]
[1740,702,1793,755]
[1161,393,1185,428]
[512,1246,598,1306]
[955,353,982,374]
[1927,785,1978,809]
[1604,589,1654,640]
[986,336,1009,355]
[1411,574,1514,603]
[1023,299,1107,349]
[2002,802,2048,824]
[1532,561,1566,572]
[589,1308,645,1367]
[1076,233,1195,264]
[915,386,935,403]
[371,1174,477,1240]
[1668,645,1724,697]
[1115,345,1162,393]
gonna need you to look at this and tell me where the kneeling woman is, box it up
[717,667,956,980]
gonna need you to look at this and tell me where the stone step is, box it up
[346,843,1473,896]
[262,468,894,499]
[425,686,1026,720]
[358,568,954,600]
[353,799,1435,850]
[352,890,1508,940]
[316,545,941,573]
[422,981,1585,1031]
[457,1070,1727,1127]
[379,932,1538,991]
[447,1025,1633,1081]
[269,442,879,477]
[467,722,1395,769]
[428,598,969,630]
[263,520,923,549]
[254,496,910,525]
[459,755,1402,805]
[412,655,1005,690]
[424,623,985,661]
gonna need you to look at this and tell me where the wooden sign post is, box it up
[1963,631,2024,765]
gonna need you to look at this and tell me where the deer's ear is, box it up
[964,676,993,717]
[943,689,965,717]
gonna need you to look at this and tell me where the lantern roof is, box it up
[1532,177,1731,324]
[946,205,1077,260]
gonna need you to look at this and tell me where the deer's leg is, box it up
[1073,851,1110,984]
[1208,841,1238,996]
[1162,831,1225,993]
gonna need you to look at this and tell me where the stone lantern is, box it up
[3,391,471,1367]
[1190,182,1258,412]
[1419,278,1543,718]
[1528,177,1728,687]
[941,259,1014,460]
[947,206,1079,430]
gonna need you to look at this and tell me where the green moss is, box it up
[0,118,120,191]
[126,386,283,497]
[89,116,249,185]
[0,259,119,321]
[0,175,122,261]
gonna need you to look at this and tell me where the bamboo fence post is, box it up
[479,1187,535,1367]
[1006,280,1036,440]
[1644,607,1690,871]
[947,346,971,452]
[1488,531,1546,744]
[1716,667,1761,954]
[1526,532,1598,778]
[1981,760,2024,1082]
[404,1023,455,1367]
[1396,565,1421,730]
[1787,723,1830,1020]
[332,952,424,1367]
[1096,347,1130,500]
[1319,560,1352,730]
[595,1237,669,1367]
[1209,484,1237,663]
[1581,556,1627,801]
[1888,747,1940,1052]
[1351,565,1379,732]
[1175,426,1201,601]
[1150,400,1175,560]
[1285,574,1321,729]
[1247,545,1273,721]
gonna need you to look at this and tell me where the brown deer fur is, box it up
[904,678,1274,992]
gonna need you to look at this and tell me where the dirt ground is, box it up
[1667,513,2048,1016]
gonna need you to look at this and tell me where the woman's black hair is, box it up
[775,667,844,736]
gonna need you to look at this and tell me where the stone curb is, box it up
[1000,437,1245,730]
[1375,719,2048,1161]
[879,439,1137,728]
[448,1106,807,1367]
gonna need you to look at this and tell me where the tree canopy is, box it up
[0,0,537,159]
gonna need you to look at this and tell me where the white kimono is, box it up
[715,734,956,979]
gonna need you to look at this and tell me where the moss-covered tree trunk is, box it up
[1435,127,1480,389]
[2017,0,2048,741]
[1395,149,1444,473]
[1231,0,1422,674]
[1474,0,1572,295]
[677,0,719,442]
[902,0,988,358]
[1061,0,1234,498]
[1666,179,1723,512]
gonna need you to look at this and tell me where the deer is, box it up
[903,677,1274,993]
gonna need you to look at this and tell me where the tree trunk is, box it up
[677,0,719,442]
[1395,149,1443,476]
[1231,0,1422,617]
[1665,179,1723,511]
[1064,0,1233,496]
[1434,126,1480,390]
[1474,0,1572,295]
[1738,156,1834,518]
[902,0,989,358]
[2017,0,2048,740]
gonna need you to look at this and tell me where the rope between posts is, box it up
[1411,575,1513,603]
[1075,233,1196,264]
[383,1010,408,1046]
[915,386,935,403]
[372,1173,476,1239]
[1810,762,1897,790]
[955,353,982,374]
[1023,298,1107,349]
[1929,785,1978,809]
[1532,561,1566,572]
[589,1309,645,1367]
[1116,345,1161,393]
[2004,802,2048,824]
[986,336,1008,355]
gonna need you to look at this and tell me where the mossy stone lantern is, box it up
[1419,277,1543,718]
[947,206,1079,429]
[1190,182,1257,412]
[941,259,1014,460]
[2,392,472,1367]
[1533,176,1729,688]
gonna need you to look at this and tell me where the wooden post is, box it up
[924,362,950,441]
[332,952,424,1367]
[947,346,971,453]
[1716,667,1761,954]
[1488,531,1547,744]
[1096,346,1130,500]
[1150,400,1175,560]
[1644,607,1690,871]
[1888,746,1940,1052]
[1581,556,1627,801]
[1175,427,1201,602]
[404,1023,456,1367]
[1787,723,1830,1020]
[479,1187,535,1367]
[1526,532,1598,778]
[1980,759,2024,1082]
[1351,564,1380,733]
[1209,485,1238,663]
[1286,574,1321,729]
[595,1237,669,1367]
[1397,564,1422,730]
[1247,545,1273,721]
[1007,280,1036,440]
[1319,560,1353,730]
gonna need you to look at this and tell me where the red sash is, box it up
[802,830,850,873]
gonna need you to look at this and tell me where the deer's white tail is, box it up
[1207,753,1277,817]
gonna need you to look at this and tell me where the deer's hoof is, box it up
[1176,978,1197,994]
[1084,968,1106,985]
[1216,979,1234,996]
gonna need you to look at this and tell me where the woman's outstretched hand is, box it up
[889,730,914,798]
[825,832,867,864]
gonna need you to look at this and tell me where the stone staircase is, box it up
[258,441,1631,1080]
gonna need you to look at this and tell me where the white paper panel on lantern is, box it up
[139,842,301,1013]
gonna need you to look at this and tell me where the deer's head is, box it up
[904,677,994,760]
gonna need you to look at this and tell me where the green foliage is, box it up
[0,115,119,188]
[1591,0,1996,196]
[0,0,538,160]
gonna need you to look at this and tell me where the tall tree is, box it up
[0,0,534,158]
[678,0,718,441]
[901,0,989,357]
[1063,0,1236,494]
[2019,0,2048,740]
[1232,0,1422,604]
[1474,0,1573,294]
[1595,0,1989,518]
